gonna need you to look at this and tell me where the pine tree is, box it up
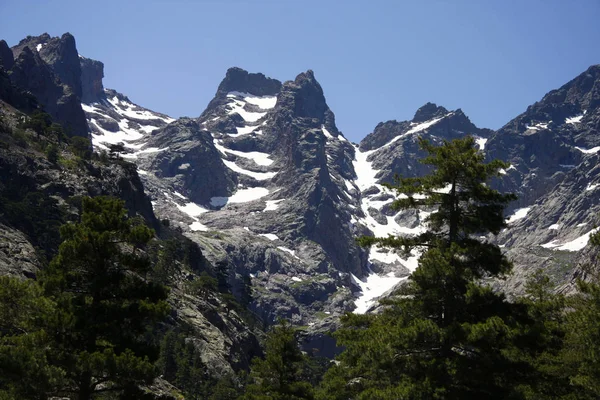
[0,276,65,399]
[243,320,314,400]
[240,275,254,308]
[320,136,529,399]
[40,196,169,399]
[215,261,231,294]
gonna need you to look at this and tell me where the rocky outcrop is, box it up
[141,118,235,205]
[0,40,13,71]
[80,56,105,103]
[9,34,88,137]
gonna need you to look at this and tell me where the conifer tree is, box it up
[320,137,529,399]
[0,277,64,399]
[40,196,169,400]
[240,275,254,308]
[243,320,313,400]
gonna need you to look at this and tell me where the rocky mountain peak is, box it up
[412,102,450,122]
[216,67,282,97]
[277,70,337,132]
[12,32,82,99]
[0,40,13,71]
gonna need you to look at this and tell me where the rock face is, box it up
[482,65,600,294]
[0,40,14,70]
[8,33,88,137]
[80,56,104,103]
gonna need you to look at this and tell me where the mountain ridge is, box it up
[3,32,600,357]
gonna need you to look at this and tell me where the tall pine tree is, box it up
[319,136,531,399]
[40,196,169,399]
[243,320,314,400]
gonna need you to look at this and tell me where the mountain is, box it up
[3,32,600,359]
[78,55,500,345]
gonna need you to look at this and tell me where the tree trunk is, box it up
[78,373,93,400]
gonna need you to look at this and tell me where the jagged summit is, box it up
[0,40,14,70]
[360,102,488,152]
[412,102,450,122]
[277,69,338,133]
[216,67,282,97]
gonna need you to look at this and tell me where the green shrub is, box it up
[45,144,59,163]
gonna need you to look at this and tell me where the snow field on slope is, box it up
[264,199,285,211]
[575,146,600,154]
[121,147,169,159]
[226,98,267,123]
[213,140,274,166]
[259,233,279,241]
[541,227,600,252]
[210,187,270,207]
[506,207,531,224]
[476,137,488,150]
[565,115,584,124]
[526,122,550,131]
[277,246,300,259]
[222,160,277,180]
[89,118,145,149]
[352,272,407,314]
[107,96,175,123]
[227,92,277,110]
[83,101,172,151]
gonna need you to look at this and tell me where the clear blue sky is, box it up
[2,0,599,142]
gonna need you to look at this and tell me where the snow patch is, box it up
[526,122,550,131]
[177,202,209,218]
[548,223,560,230]
[575,146,600,154]
[178,163,190,170]
[121,147,169,159]
[566,115,584,124]
[210,187,269,207]
[352,272,406,314]
[190,222,209,232]
[264,199,285,211]
[586,183,599,191]
[226,98,267,122]
[557,228,600,252]
[322,126,334,139]
[507,207,531,224]
[214,141,273,166]
[476,137,488,150]
[222,159,276,180]
[259,233,279,241]
[277,246,299,259]
[227,92,277,110]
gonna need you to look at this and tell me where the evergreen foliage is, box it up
[39,196,169,399]
[0,276,65,399]
[320,137,529,399]
[243,320,314,400]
